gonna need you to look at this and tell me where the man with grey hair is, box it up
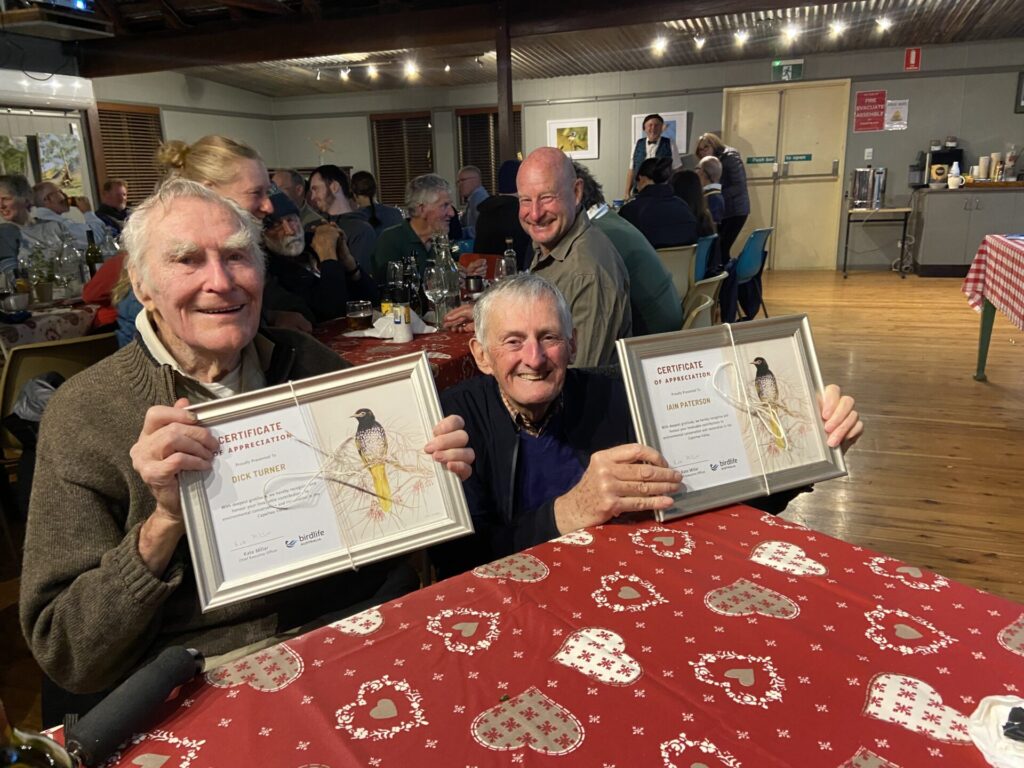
[20,177,474,714]
[456,164,487,238]
[434,273,864,578]
[697,155,725,225]
[271,168,323,228]
[32,180,109,249]
[371,173,455,280]
[0,174,67,273]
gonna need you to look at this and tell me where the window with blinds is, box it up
[370,112,433,207]
[94,103,164,206]
[456,108,523,195]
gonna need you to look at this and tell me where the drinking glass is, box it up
[494,255,517,282]
[386,260,404,286]
[422,265,447,325]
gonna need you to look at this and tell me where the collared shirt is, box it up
[703,183,723,193]
[135,309,265,399]
[371,219,432,281]
[30,206,108,250]
[529,209,632,368]
[461,185,489,237]
[497,386,562,437]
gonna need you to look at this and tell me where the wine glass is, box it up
[386,260,403,287]
[494,255,517,282]
[422,265,447,325]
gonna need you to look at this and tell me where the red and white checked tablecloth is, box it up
[314,319,478,392]
[962,234,1024,331]
[83,505,1024,767]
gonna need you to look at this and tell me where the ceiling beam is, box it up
[78,3,496,77]
[91,0,127,34]
[216,0,291,16]
[157,0,188,30]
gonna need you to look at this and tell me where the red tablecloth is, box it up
[962,234,1024,331]
[90,506,1024,767]
[314,319,478,391]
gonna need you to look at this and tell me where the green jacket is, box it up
[371,220,430,282]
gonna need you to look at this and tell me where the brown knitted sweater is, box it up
[19,328,393,693]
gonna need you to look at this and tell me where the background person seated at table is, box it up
[263,190,377,323]
[351,170,404,236]
[618,157,697,249]
[456,164,488,239]
[434,274,862,577]
[270,168,323,229]
[1,174,75,267]
[472,159,532,272]
[307,165,377,275]
[371,173,455,280]
[31,181,110,250]
[95,178,132,234]
[573,161,681,336]
[19,179,474,716]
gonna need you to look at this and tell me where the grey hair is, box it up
[404,174,452,217]
[473,273,573,346]
[698,155,723,183]
[0,174,32,203]
[122,177,264,289]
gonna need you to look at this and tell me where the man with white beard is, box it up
[263,191,378,323]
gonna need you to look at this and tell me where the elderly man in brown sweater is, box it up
[19,179,473,720]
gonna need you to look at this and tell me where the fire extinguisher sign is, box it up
[904,48,921,72]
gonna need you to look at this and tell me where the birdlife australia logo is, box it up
[285,529,326,548]
[710,457,740,472]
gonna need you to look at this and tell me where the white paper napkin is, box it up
[969,695,1024,768]
[343,310,436,338]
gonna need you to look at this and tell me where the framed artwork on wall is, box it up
[546,118,599,160]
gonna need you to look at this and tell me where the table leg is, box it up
[898,212,909,279]
[973,298,996,382]
[842,214,852,278]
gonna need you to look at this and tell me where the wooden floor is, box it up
[1,269,1022,731]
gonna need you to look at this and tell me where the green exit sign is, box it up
[772,59,804,81]
[746,156,776,164]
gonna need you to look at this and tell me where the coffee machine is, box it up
[926,147,964,184]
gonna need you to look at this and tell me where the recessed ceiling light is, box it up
[444,62,451,73]
[340,67,350,81]
[694,36,706,50]
[783,24,800,42]
[829,21,847,37]
[652,36,668,55]
[367,64,378,79]
[475,56,483,68]
[876,16,892,31]
[405,60,419,78]
[734,29,749,46]
[315,69,322,81]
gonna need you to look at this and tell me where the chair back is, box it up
[681,295,714,330]
[694,234,718,282]
[683,271,727,322]
[0,333,118,457]
[656,244,698,299]
[735,228,773,285]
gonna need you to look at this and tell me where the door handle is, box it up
[831,159,839,177]
[974,197,982,210]
[963,199,971,211]
[781,162,789,178]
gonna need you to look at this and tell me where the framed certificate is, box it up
[179,352,473,612]
[616,315,846,521]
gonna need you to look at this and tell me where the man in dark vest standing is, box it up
[623,113,679,200]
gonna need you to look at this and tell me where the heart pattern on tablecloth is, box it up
[553,627,642,685]
[592,572,667,613]
[473,552,549,582]
[552,530,594,546]
[471,686,583,755]
[758,514,807,530]
[660,732,742,768]
[425,608,501,654]
[704,578,799,619]
[102,729,204,768]
[750,541,826,576]
[335,675,427,741]
[630,526,695,559]
[205,643,303,692]
[997,612,1024,658]
[691,651,785,708]
[862,673,971,743]
[866,556,949,591]
[864,606,956,656]
[838,746,902,768]
[330,606,384,636]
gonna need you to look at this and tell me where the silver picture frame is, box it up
[616,315,846,522]
[179,352,473,612]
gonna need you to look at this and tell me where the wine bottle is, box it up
[84,231,102,279]
[0,699,75,767]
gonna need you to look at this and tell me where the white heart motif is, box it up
[553,627,642,686]
[863,606,956,656]
[591,572,667,613]
[330,606,384,636]
[205,643,303,692]
[837,746,901,768]
[660,732,742,768]
[425,608,501,655]
[750,541,827,576]
[863,673,971,743]
[335,675,428,741]
[629,526,695,559]
[552,530,594,546]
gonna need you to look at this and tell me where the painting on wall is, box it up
[0,136,30,178]
[631,111,689,157]
[546,118,599,160]
[36,133,86,198]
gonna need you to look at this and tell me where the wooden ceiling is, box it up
[75,0,1024,91]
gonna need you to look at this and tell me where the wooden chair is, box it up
[656,244,698,300]
[683,271,728,325]
[681,295,714,330]
[0,333,118,459]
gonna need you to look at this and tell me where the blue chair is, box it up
[694,234,718,282]
[733,228,773,320]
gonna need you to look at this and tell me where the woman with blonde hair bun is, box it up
[156,135,274,220]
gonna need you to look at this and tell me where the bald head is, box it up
[516,147,583,254]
